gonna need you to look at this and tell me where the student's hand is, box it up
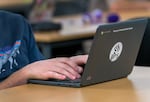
[70,55,88,66]
[0,55,88,89]
[21,56,88,81]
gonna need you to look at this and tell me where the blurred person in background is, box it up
[29,0,55,22]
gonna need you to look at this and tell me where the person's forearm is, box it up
[0,69,29,90]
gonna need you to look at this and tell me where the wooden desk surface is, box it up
[35,31,94,43]
[0,66,150,102]
[34,10,150,43]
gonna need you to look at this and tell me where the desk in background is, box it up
[35,29,94,58]
[34,11,150,58]
[0,66,150,102]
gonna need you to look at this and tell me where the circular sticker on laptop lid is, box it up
[109,42,123,62]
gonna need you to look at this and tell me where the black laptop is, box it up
[28,18,148,87]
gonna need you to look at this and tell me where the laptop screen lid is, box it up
[81,18,148,86]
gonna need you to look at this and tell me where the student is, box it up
[0,11,88,90]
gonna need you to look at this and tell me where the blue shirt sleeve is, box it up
[0,11,45,81]
[22,18,45,63]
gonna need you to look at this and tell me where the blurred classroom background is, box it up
[0,0,150,58]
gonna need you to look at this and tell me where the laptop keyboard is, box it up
[47,64,85,83]
[48,78,81,83]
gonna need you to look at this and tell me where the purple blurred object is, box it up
[82,12,92,25]
[107,13,120,23]
[91,9,103,24]
[82,9,103,24]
